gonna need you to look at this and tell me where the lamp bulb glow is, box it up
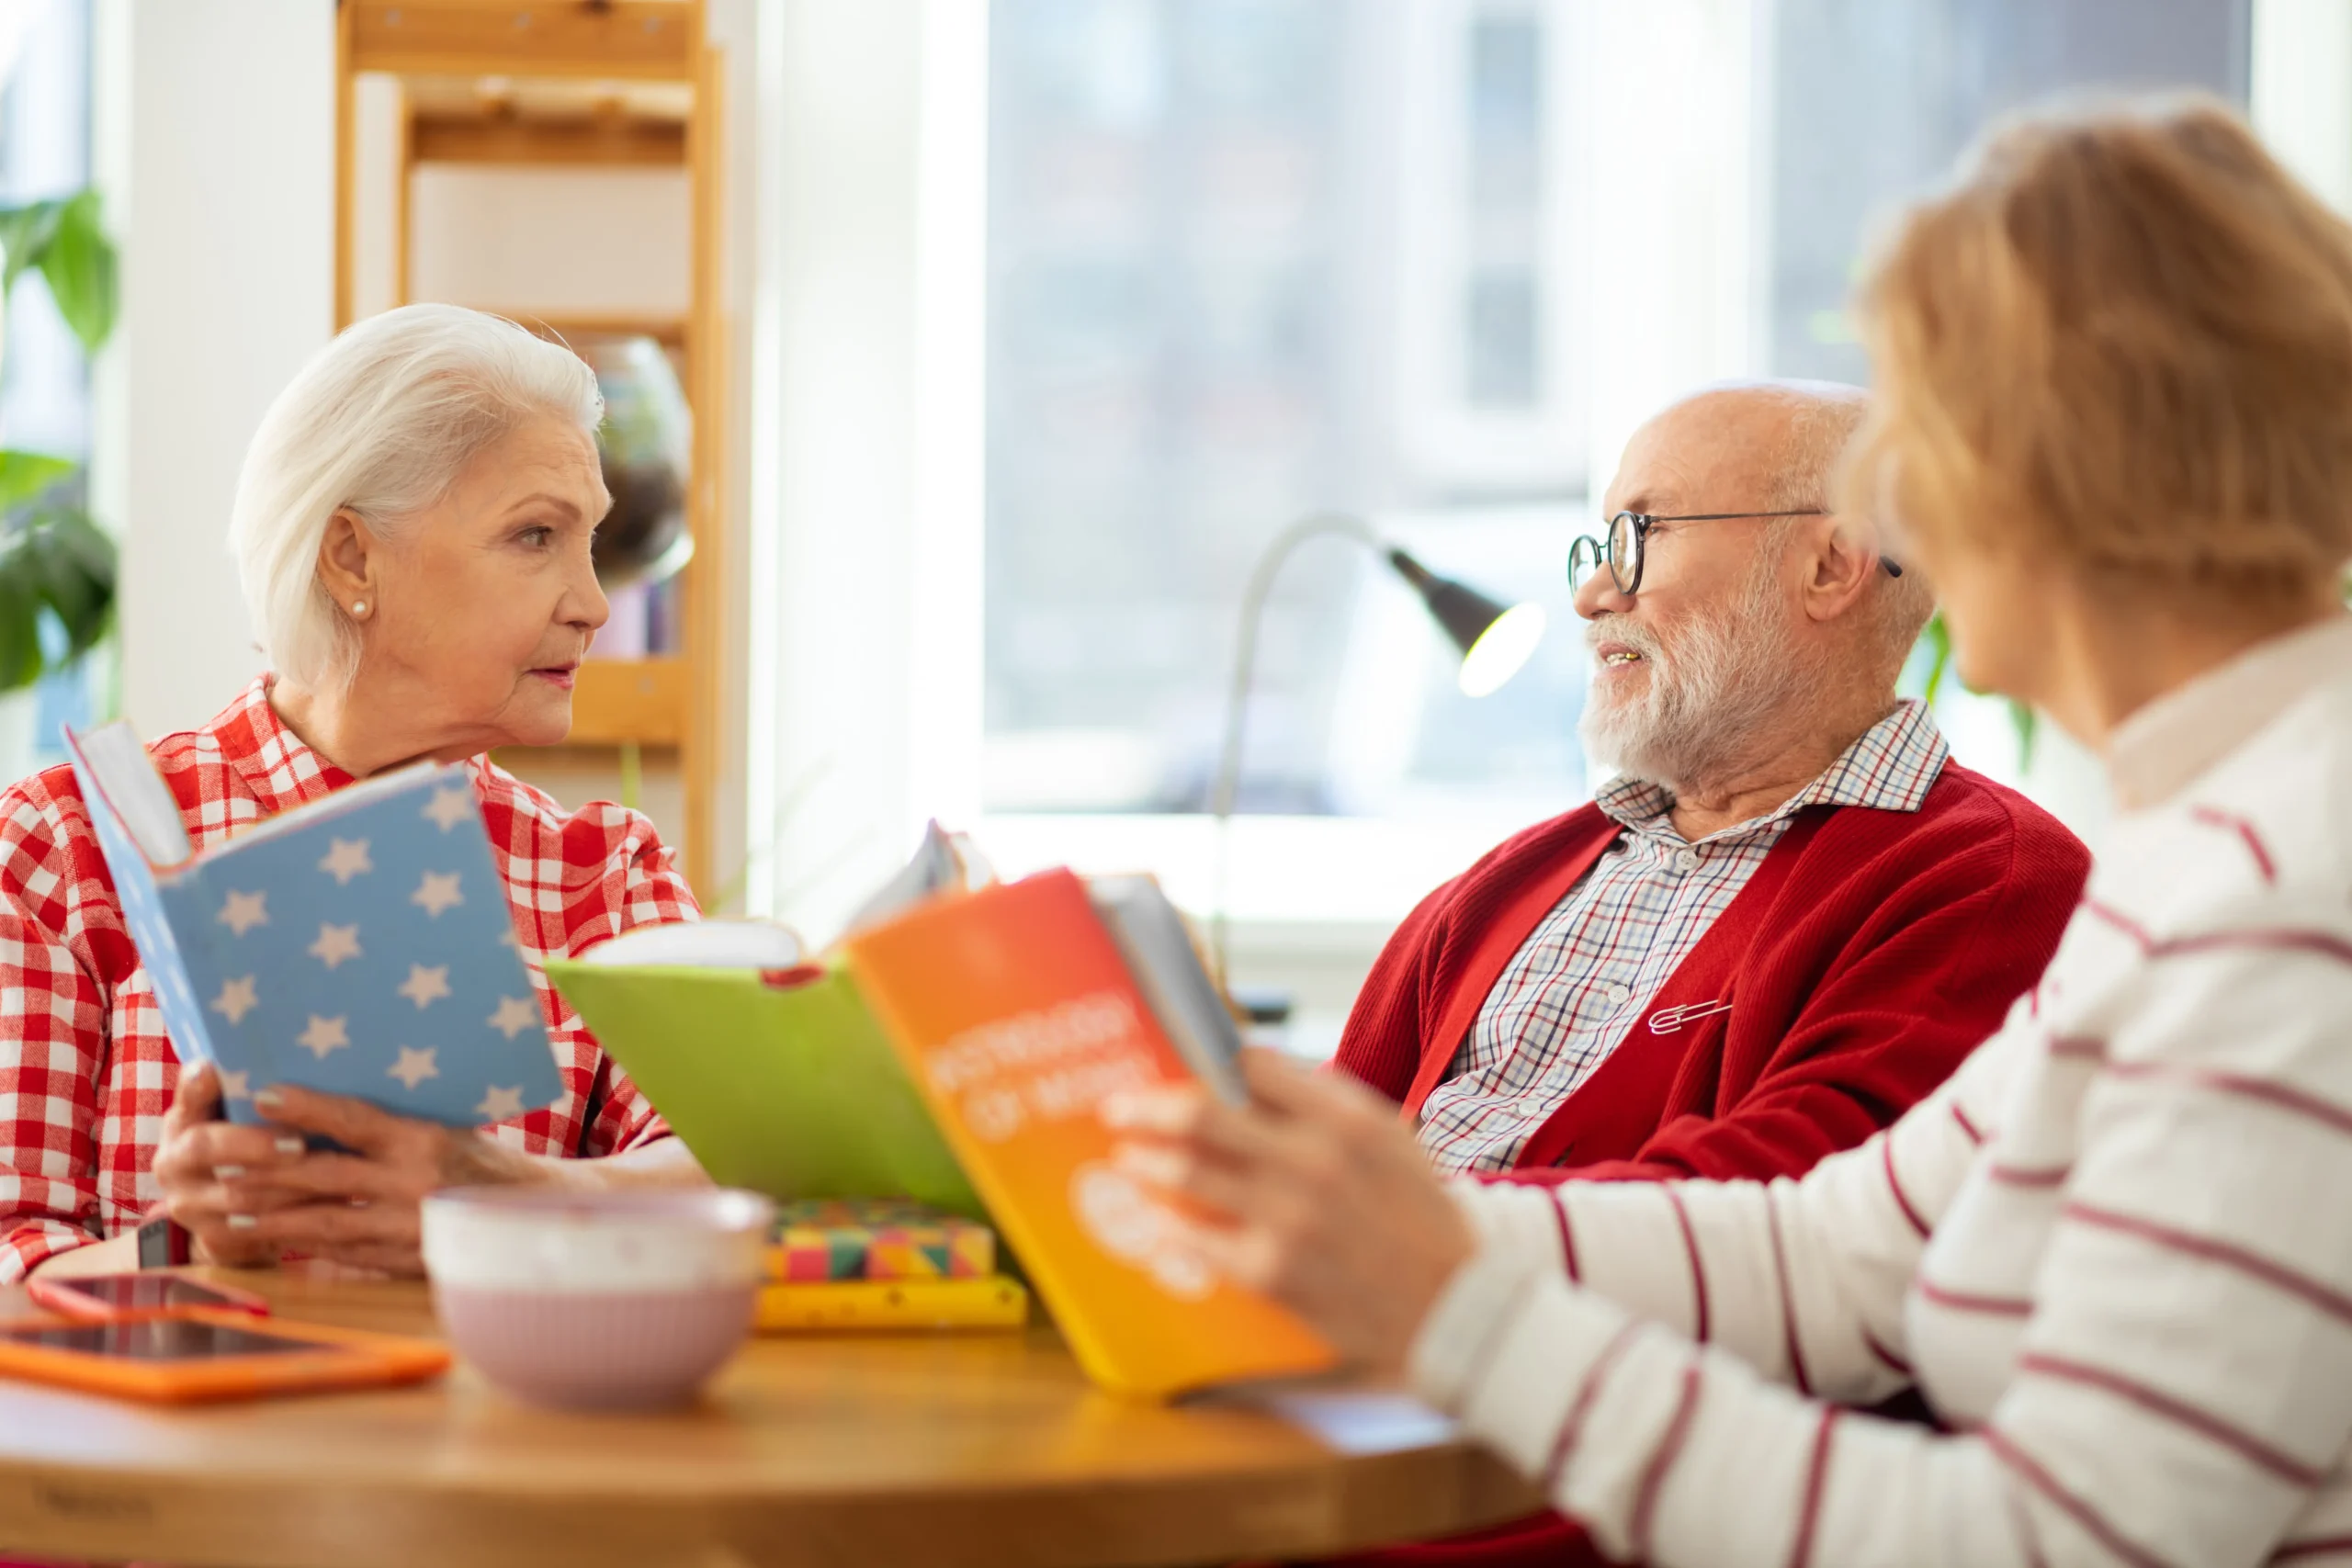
[1456,602,1546,698]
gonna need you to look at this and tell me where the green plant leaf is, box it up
[2009,700,2039,771]
[0,198,63,299]
[0,569,47,693]
[0,505,117,691]
[24,508,115,659]
[1919,612,1953,707]
[37,190,117,353]
[0,450,74,513]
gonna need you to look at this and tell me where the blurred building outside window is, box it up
[0,0,98,773]
[974,0,2254,945]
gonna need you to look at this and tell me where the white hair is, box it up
[229,303,603,688]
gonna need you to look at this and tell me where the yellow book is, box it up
[755,1276,1029,1333]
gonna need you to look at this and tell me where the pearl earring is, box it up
[351,601,368,617]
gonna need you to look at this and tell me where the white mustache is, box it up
[1585,618,1665,663]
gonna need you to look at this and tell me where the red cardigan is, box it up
[1337,761,2088,1185]
[1310,765,2087,1568]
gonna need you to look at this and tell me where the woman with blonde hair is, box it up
[0,303,707,1283]
[1113,96,2352,1566]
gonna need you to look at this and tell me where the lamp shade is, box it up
[1385,548,1547,697]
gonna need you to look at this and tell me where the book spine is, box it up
[754,1278,1028,1333]
[66,742,218,1070]
[153,870,232,1075]
[140,881,226,1079]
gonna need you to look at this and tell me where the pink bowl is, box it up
[421,1187,773,1411]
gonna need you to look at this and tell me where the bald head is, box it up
[1615,380,1869,519]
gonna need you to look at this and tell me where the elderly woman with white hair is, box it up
[0,303,707,1283]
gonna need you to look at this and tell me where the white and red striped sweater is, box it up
[1410,615,2352,1568]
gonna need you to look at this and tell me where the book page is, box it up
[1088,876,1248,1105]
[70,722,193,867]
[840,820,972,940]
[580,919,804,969]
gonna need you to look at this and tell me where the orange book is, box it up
[842,869,1338,1398]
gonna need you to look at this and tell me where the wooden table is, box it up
[0,1269,1538,1568]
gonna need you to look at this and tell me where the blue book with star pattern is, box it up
[64,721,564,1129]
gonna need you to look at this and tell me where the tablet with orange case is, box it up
[0,1307,450,1404]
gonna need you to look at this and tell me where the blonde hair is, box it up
[229,304,603,688]
[1842,94,2352,602]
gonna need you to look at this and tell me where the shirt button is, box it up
[1672,849,1701,874]
[1603,982,1633,1005]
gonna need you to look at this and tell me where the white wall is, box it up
[748,0,986,943]
[2254,0,2352,215]
[406,166,692,317]
[92,0,334,738]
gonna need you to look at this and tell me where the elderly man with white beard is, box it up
[1337,381,2089,1184]
[1310,383,2088,1568]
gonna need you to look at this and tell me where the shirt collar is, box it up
[1595,697,1950,841]
[2107,613,2352,810]
[208,676,357,816]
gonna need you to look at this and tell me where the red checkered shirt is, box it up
[0,677,695,1280]
[1416,697,1950,1174]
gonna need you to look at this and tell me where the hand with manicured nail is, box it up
[152,1064,536,1275]
[1101,1048,1477,1375]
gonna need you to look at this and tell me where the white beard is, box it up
[1578,553,1817,796]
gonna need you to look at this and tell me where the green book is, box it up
[546,948,984,1220]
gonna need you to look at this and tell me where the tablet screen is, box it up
[42,1274,253,1313]
[0,1317,317,1361]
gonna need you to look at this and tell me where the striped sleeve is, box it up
[1415,900,2352,1568]
[1449,995,2028,1403]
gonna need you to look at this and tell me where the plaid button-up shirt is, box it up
[1417,699,1950,1175]
[0,677,694,1280]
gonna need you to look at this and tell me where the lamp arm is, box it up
[1208,512,1376,986]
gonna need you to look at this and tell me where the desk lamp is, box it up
[1209,513,1547,985]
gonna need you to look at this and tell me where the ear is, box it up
[315,509,378,615]
[1796,511,1877,626]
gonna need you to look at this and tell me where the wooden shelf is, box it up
[506,312,688,350]
[402,72,692,165]
[412,115,684,165]
[339,0,728,896]
[555,656,688,747]
[346,2,699,82]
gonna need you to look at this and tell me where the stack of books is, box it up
[756,1200,1028,1332]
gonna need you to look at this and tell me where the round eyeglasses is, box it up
[1567,509,1904,595]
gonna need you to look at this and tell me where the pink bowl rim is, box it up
[424,1186,774,1231]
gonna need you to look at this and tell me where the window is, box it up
[0,0,98,768]
[978,1,2249,886]
[1766,0,2251,389]
[983,0,1591,835]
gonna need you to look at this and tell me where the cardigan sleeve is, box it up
[1412,897,2352,1568]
